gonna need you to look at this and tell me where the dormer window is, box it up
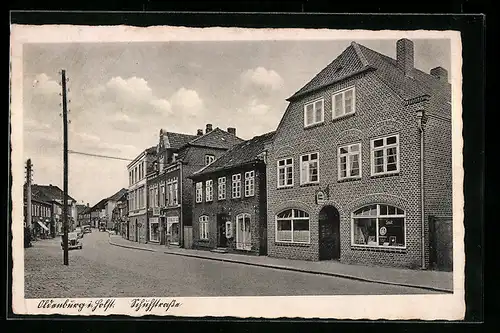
[205,154,215,166]
[304,98,324,127]
[172,153,178,162]
[332,86,355,119]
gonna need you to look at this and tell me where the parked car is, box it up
[99,222,106,232]
[61,232,82,250]
[82,225,91,234]
[74,227,84,238]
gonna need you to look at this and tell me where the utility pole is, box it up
[61,69,69,266]
[26,159,33,240]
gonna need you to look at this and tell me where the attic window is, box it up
[335,66,343,73]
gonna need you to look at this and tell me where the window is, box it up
[160,184,165,207]
[352,204,406,248]
[300,153,319,184]
[232,174,241,198]
[304,98,324,127]
[244,171,255,197]
[196,182,203,203]
[159,156,164,172]
[205,154,215,166]
[218,177,226,200]
[199,215,209,240]
[371,134,400,176]
[277,158,294,188]
[333,87,356,119]
[149,218,159,242]
[206,180,213,202]
[173,180,178,205]
[236,213,251,250]
[275,209,310,243]
[338,143,361,180]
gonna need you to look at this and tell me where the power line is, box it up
[68,150,134,162]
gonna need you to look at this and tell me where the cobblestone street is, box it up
[25,231,438,298]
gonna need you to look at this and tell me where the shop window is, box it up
[149,218,159,242]
[275,209,310,243]
[351,204,405,248]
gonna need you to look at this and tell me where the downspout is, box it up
[416,109,426,269]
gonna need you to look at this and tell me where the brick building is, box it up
[146,124,243,248]
[189,131,274,255]
[266,39,452,270]
[127,147,156,243]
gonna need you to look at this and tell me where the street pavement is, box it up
[25,230,439,298]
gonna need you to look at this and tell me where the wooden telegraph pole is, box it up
[61,69,69,266]
[26,159,33,239]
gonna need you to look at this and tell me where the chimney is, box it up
[430,66,448,82]
[396,38,414,77]
[205,124,213,134]
[227,127,236,136]
[87,203,89,207]
[197,129,203,136]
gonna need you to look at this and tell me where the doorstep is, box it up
[108,235,453,293]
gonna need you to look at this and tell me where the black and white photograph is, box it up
[10,24,465,319]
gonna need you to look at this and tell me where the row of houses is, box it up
[23,184,79,238]
[119,39,453,271]
[77,188,128,231]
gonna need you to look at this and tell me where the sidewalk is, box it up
[108,235,453,293]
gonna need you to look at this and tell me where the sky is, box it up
[22,38,451,206]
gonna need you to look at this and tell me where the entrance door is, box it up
[217,214,228,248]
[135,219,139,242]
[236,213,251,250]
[319,206,340,260]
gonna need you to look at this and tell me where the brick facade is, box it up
[191,163,267,255]
[266,40,451,269]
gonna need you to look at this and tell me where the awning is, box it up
[37,221,50,231]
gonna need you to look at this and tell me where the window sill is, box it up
[332,112,355,122]
[350,245,406,253]
[370,172,400,180]
[337,177,362,183]
[299,182,320,188]
[277,185,294,190]
[304,122,324,130]
[275,241,311,247]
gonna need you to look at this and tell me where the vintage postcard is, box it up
[10,24,465,319]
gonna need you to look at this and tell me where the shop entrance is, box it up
[135,219,139,242]
[318,205,340,260]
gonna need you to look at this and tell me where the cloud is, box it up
[170,87,204,115]
[237,99,271,116]
[241,67,284,91]
[31,73,61,96]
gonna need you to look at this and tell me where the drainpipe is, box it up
[416,109,426,269]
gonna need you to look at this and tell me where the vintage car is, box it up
[74,227,84,239]
[61,232,83,250]
[99,222,106,232]
[82,225,91,234]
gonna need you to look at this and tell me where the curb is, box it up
[108,238,452,294]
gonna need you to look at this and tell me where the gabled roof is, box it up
[107,188,128,202]
[163,131,198,150]
[190,131,275,178]
[287,41,450,102]
[30,184,76,203]
[91,198,108,211]
[76,204,88,215]
[187,127,244,150]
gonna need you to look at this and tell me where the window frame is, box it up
[370,134,400,176]
[275,208,311,244]
[244,171,255,197]
[350,204,407,249]
[338,142,362,180]
[277,157,294,188]
[205,154,215,166]
[195,182,203,203]
[232,173,242,199]
[235,213,252,250]
[205,179,214,202]
[199,215,209,240]
[303,97,325,127]
[218,177,226,200]
[299,152,320,185]
[149,218,160,242]
[332,86,356,119]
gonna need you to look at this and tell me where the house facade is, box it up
[104,188,128,230]
[189,131,274,255]
[127,147,156,243]
[145,124,243,248]
[266,39,452,270]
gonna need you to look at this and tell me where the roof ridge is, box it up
[351,41,369,67]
